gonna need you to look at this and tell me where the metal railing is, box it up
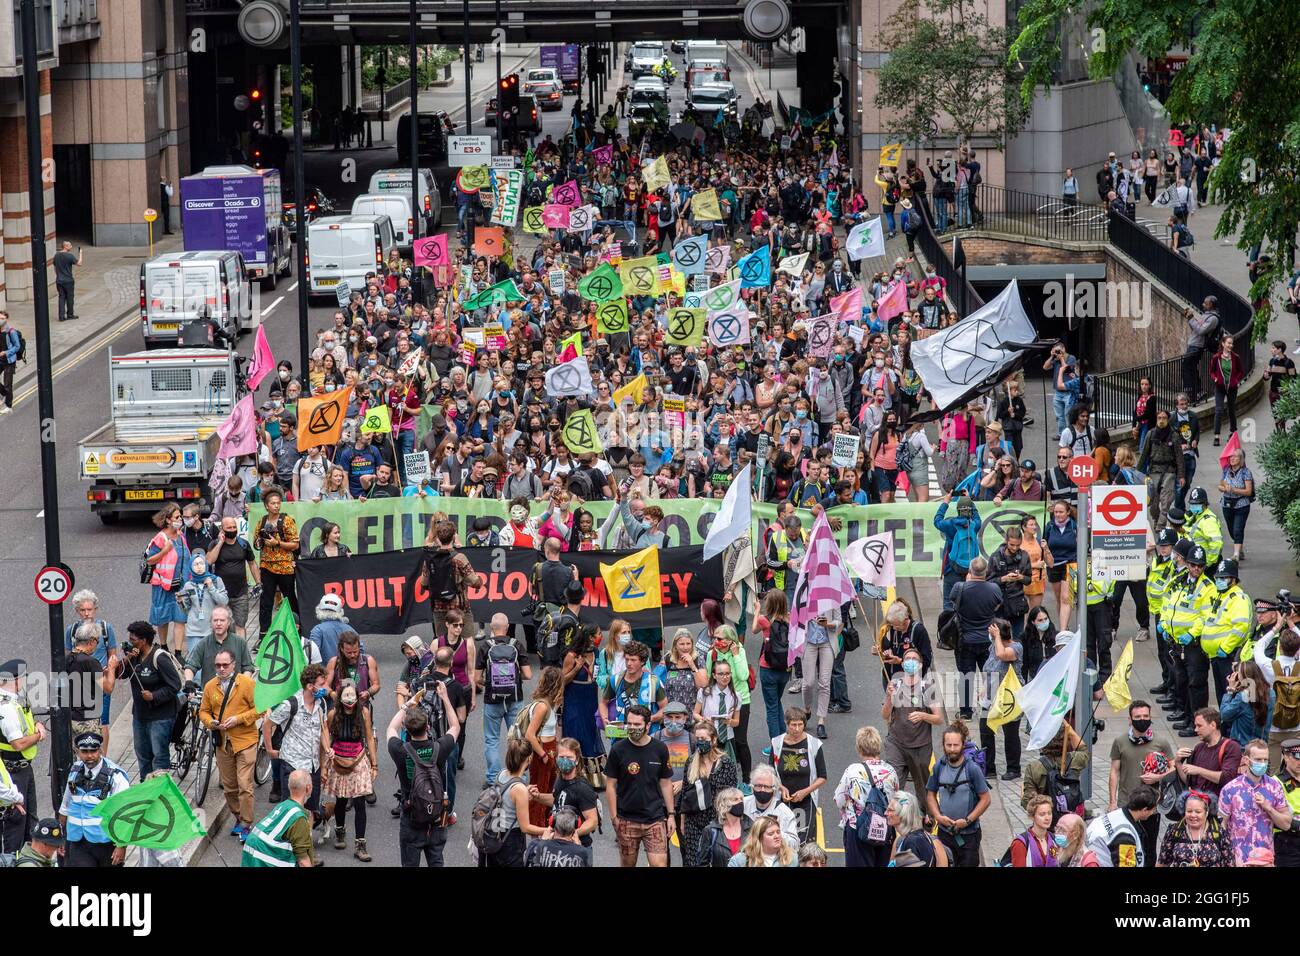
[966,184,1111,244]
[914,198,984,313]
[1091,210,1255,428]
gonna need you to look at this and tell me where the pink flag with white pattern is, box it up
[787,511,857,665]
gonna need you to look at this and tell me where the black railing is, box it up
[967,184,1110,244]
[1092,210,1255,428]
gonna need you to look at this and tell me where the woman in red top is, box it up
[1009,794,1059,867]
[384,372,422,475]
[1209,334,1243,445]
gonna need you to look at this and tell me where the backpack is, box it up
[961,740,987,775]
[471,776,523,854]
[403,741,446,831]
[417,677,450,740]
[270,695,299,750]
[853,763,892,846]
[895,435,916,475]
[1038,755,1085,825]
[763,618,791,673]
[542,609,581,668]
[1273,660,1300,730]
[485,639,521,702]
[1174,223,1195,248]
[10,329,26,364]
[425,549,458,603]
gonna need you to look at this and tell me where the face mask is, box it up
[1250,761,1269,777]
[313,688,328,701]
[664,720,685,736]
[902,659,920,676]
[693,739,712,755]
[1215,578,1230,592]
[1131,718,1152,734]
[874,359,884,368]
[795,409,807,420]
[617,634,631,647]
[279,371,290,382]
[1035,619,1051,633]
[626,726,646,742]
[753,788,774,806]
[1188,504,1204,515]
[834,354,845,363]
[170,518,183,530]
[1053,833,1069,848]
[556,756,577,774]
[510,506,528,523]
[341,692,358,707]
[728,802,746,819]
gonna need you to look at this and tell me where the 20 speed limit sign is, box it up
[35,565,73,604]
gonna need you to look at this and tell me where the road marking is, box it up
[9,312,139,409]
[264,295,285,316]
[36,510,43,518]
[287,282,298,292]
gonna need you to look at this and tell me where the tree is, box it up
[1259,378,1300,558]
[875,0,1030,150]
[1010,0,1300,341]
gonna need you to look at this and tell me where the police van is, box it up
[306,215,398,303]
[367,168,442,232]
[138,251,253,348]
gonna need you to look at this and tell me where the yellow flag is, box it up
[985,666,1024,731]
[560,331,583,359]
[879,143,902,167]
[1104,640,1135,711]
[613,373,647,408]
[620,255,659,295]
[359,403,392,435]
[560,408,603,455]
[692,188,722,220]
[600,546,663,613]
[642,155,671,191]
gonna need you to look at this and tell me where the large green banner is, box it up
[253,497,1047,578]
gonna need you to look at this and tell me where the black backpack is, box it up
[425,549,458,603]
[403,741,446,830]
[10,329,26,364]
[1039,755,1085,825]
[764,618,791,673]
[270,695,299,750]
[542,609,582,668]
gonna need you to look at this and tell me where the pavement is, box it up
[3,43,1290,866]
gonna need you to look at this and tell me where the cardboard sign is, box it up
[484,323,507,351]
[548,269,566,294]
[403,451,431,484]
[831,433,861,469]
[334,280,352,308]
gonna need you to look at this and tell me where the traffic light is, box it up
[498,73,520,126]
[250,88,263,103]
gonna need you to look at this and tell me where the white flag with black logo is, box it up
[545,356,593,397]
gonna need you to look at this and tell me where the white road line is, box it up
[287,282,299,292]
[36,510,43,518]
[264,295,285,316]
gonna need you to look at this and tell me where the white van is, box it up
[306,215,398,302]
[138,251,252,348]
[367,168,442,230]
[351,193,423,249]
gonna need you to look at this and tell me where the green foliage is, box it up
[361,46,462,90]
[1010,0,1300,343]
[875,0,1030,149]
[1258,378,1300,559]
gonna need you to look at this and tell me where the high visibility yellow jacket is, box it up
[1199,584,1252,658]
[1069,563,1115,606]
[1164,572,1215,645]
[1147,554,1176,618]
[1187,510,1223,567]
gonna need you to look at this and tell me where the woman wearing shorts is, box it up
[869,411,903,503]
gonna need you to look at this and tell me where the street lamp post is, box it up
[463,0,473,133]
[20,0,71,807]
[494,0,502,153]
[409,0,420,305]
[289,0,309,385]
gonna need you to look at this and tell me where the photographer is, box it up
[253,489,299,636]
[1043,342,1079,438]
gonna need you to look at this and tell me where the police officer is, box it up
[0,658,43,854]
[58,731,129,867]
[1199,558,1251,702]
[1164,544,1215,735]
[1276,739,1300,868]
[1157,539,1194,729]
[14,817,64,867]
[1184,487,1223,572]
[1146,529,1178,699]
[1075,558,1116,691]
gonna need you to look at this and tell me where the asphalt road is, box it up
[0,41,886,868]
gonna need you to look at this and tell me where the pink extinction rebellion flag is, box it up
[787,511,858,666]
[216,394,258,460]
[876,279,908,323]
[592,144,614,165]
[246,325,275,391]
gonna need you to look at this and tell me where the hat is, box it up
[1280,738,1300,754]
[1020,458,1036,471]
[1156,528,1177,547]
[564,581,586,604]
[1166,507,1186,526]
[403,635,427,656]
[899,198,912,210]
[985,421,1003,434]
[317,593,344,615]
[0,658,26,681]
[664,701,689,716]
[1054,630,1077,648]
[32,818,65,847]
[75,731,104,751]
[1217,558,1239,579]
[1187,545,1207,566]
[280,411,297,428]
[1173,537,1193,560]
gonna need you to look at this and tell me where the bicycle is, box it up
[253,717,273,788]
[172,690,216,805]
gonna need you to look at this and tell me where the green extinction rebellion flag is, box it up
[254,600,305,712]
[578,262,624,302]
[92,774,207,850]
[463,279,522,311]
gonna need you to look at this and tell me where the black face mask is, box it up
[752,788,775,806]
[1131,718,1152,734]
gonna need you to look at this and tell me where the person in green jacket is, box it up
[703,610,752,783]
[13,817,63,867]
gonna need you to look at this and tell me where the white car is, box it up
[628,42,665,77]
[523,68,564,110]
[632,76,668,102]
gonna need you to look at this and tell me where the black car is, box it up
[396,112,450,165]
